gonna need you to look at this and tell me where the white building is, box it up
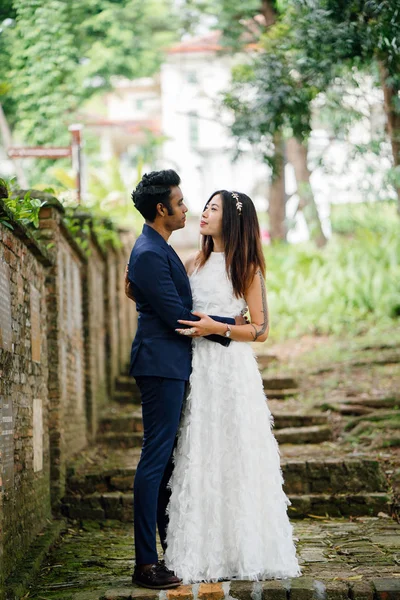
[159,33,270,215]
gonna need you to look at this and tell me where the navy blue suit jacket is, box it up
[128,224,235,381]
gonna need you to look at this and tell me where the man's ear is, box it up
[156,203,165,217]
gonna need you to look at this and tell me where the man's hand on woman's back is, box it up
[125,264,136,302]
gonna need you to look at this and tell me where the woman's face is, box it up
[200,194,223,238]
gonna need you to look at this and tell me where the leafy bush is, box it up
[330,201,398,236]
[266,228,400,340]
[0,178,47,230]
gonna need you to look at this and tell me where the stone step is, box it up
[114,376,140,394]
[98,410,328,434]
[256,354,278,369]
[99,411,143,434]
[265,389,299,399]
[95,424,332,447]
[99,578,400,600]
[273,413,328,428]
[113,390,141,405]
[96,432,143,447]
[274,424,332,444]
[61,490,391,523]
[66,457,388,496]
[262,376,298,390]
[318,396,400,412]
[288,492,392,518]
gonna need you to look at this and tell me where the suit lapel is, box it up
[167,245,190,281]
[141,224,190,284]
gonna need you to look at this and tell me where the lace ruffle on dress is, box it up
[164,252,302,583]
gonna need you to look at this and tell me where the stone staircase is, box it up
[61,374,391,523]
[33,350,399,600]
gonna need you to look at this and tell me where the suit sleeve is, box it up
[130,250,235,334]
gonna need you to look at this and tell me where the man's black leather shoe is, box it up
[132,562,182,589]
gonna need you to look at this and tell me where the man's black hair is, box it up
[131,170,181,222]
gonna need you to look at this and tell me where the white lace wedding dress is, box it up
[164,252,302,583]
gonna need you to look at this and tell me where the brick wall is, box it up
[0,192,137,592]
[83,231,107,439]
[105,248,120,396]
[0,210,52,586]
[37,200,88,507]
[118,230,137,373]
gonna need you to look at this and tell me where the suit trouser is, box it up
[133,376,186,565]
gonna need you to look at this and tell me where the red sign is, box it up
[8,146,72,159]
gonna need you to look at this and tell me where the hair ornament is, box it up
[231,192,242,215]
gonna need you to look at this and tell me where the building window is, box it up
[189,112,199,147]
[136,99,144,110]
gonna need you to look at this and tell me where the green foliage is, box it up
[8,1,79,146]
[330,201,397,235]
[0,176,122,254]
[0,0,177,148]
[289,0,400,89]
[0,177,47,230]
[63,208,92,255]
[266,215,400,340]
[49,157,144,235]
[63,204,123,256]
[92,220,123,252]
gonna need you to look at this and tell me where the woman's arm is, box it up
[176,268,269,343]
[124,264,136,302]
[184,252,199,276]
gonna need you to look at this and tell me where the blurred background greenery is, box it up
[0,0,399,342]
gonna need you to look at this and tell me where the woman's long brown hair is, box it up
[197,190,266,297]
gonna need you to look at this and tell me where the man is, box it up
[126,170,242,589]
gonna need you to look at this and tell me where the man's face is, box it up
[162,186,188,232]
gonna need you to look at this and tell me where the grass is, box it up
[265,227,400,342]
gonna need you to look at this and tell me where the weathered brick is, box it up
[261,580,288,600]
[198,583,225,600]
[288,577,317,600]
[349,581,374,600]
[167,585,194,600]
[324,581,349,599]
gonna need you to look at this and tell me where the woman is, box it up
[164,190,302,583]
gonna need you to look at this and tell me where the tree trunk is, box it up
[260,0,276,27]
[378,61,400,214]
[268,133,286,242]
[286,137,327,247]
[260,1,286,240]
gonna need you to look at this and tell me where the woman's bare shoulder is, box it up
[184,251,200,276]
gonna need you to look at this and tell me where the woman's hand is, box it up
[125,264,136,302]
[176,311,224,337]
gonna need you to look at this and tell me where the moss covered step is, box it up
[66,458,388,496]
[98,410,328,435]
[99,410,143,434]
[276,424,332,444]
[114,376,141,394]
[25,518,400,600]
[288,492,392,518]
[264,389,299,399]
[256,353,279,369]
[113,390,141,405]
[61,490,392,522]
[262,377,298,389]
[96,432,143,447]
